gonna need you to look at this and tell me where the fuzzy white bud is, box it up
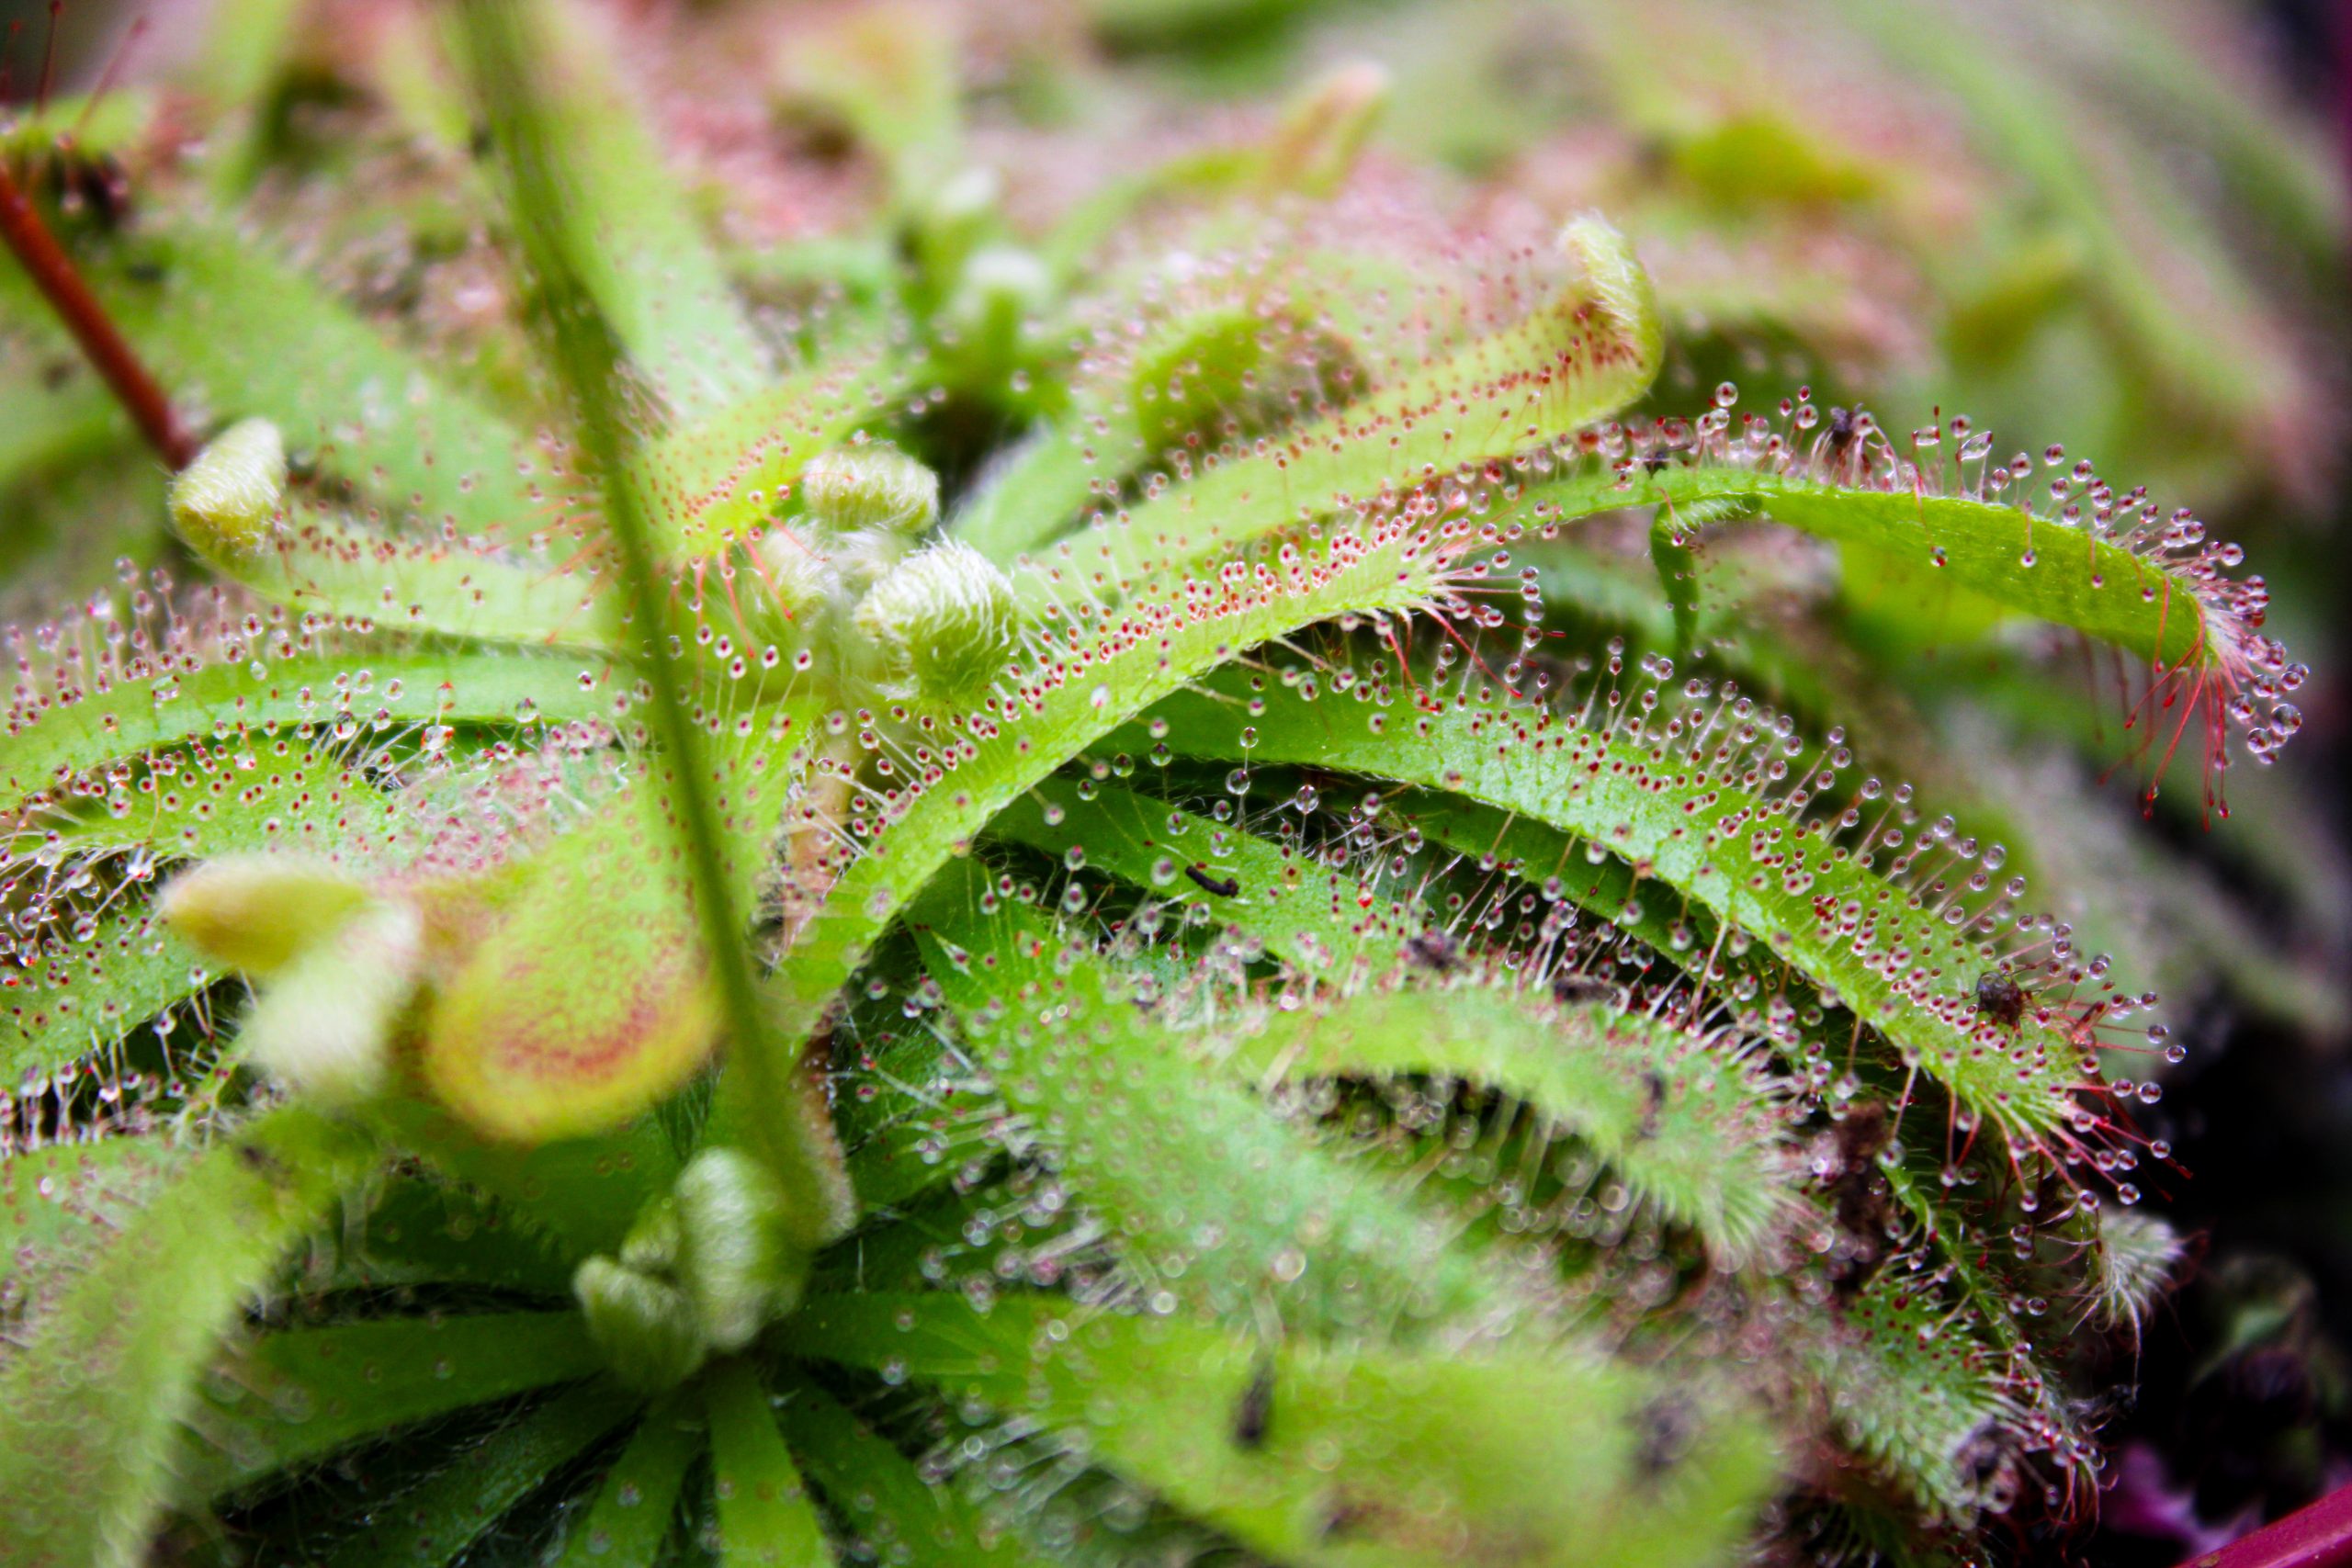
[801,446,939,536]
[853,538,1018,705]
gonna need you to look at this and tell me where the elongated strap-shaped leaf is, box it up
[9,737,405,868]
[1035,217,1659,606]
[1408,794,1808,1046]
[980,784,1795,1259]
[1407,795,2079,1395]
[948,423,1103,564]
[0,1106,378,1568]
[1233,987,1798,1264]
[773,501,1464,1042]
[187,498,617,651]
[325,1381,642,1568]
[799,1292,1777,1568]
[0,729,593,1090]
[911,863,1532,1337]
[0,222,543,536]
[990,776,1415,983]
[554,1392,703,1566]
[704,1359,833,1567]
[0,897,211,1091]
[833,1041,1010,1215]
[330,1175,578,1296]
[180,1313,603,1497]
[955,288,1363,565]
[1805,1273,2024,1525]
[1516,425,2297,782]
[1533,462,2246,673]
[775,1380,1051,1568]
[459,0,770,424]
[410,716,853,1250]
[1132,667,2088,1150]
[2,642,623,799]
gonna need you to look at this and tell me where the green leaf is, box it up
[775,1380,1049,1568]
[628,360,902,564]
[13,736,403,867]
[0,900,211,1099]
[1039,217,1661,605]
[0,1132,183,1299]
[323,1381,642,1568]
[987,781,1797,1259]
[456,0,848,1247]
[1132,664,2091,1150]
[1528,459,2262,676]
[703,1358,833,1567]
[772,494,1461,1046]
[990,775,1416,983]
[1402,790,1835,1067]
[460,0,772,424]
[1807,1274,2020,1525]
[799,1292,1779,1568]
[2,644,622,801]
[954,288,1363,565]
[329,1175,578,1296]
[1234,987,1801,1264]
[368,1099,680,1262]
[184,491,617,651]
[0,1105,379,1568]
[0,221,544,536]
[911,862,1532,1335]
[553,1392,702,1566]
[181,1312,604,1498]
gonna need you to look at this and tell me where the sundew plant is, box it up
[0,0,2339,1563]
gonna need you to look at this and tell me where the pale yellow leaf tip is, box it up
[168,417,287,557]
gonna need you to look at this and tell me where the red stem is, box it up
[0,158,195,469]
[2184,1483,2352,1568]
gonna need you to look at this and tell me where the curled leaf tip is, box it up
[1559,213,1665,390]
[1265,57,1390,197]
[167,416,286,557]
[674,1146,805,1350]
[158,853,371,976]
[573,1256,708,1393]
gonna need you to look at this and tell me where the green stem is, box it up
[453,0,848,1247]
